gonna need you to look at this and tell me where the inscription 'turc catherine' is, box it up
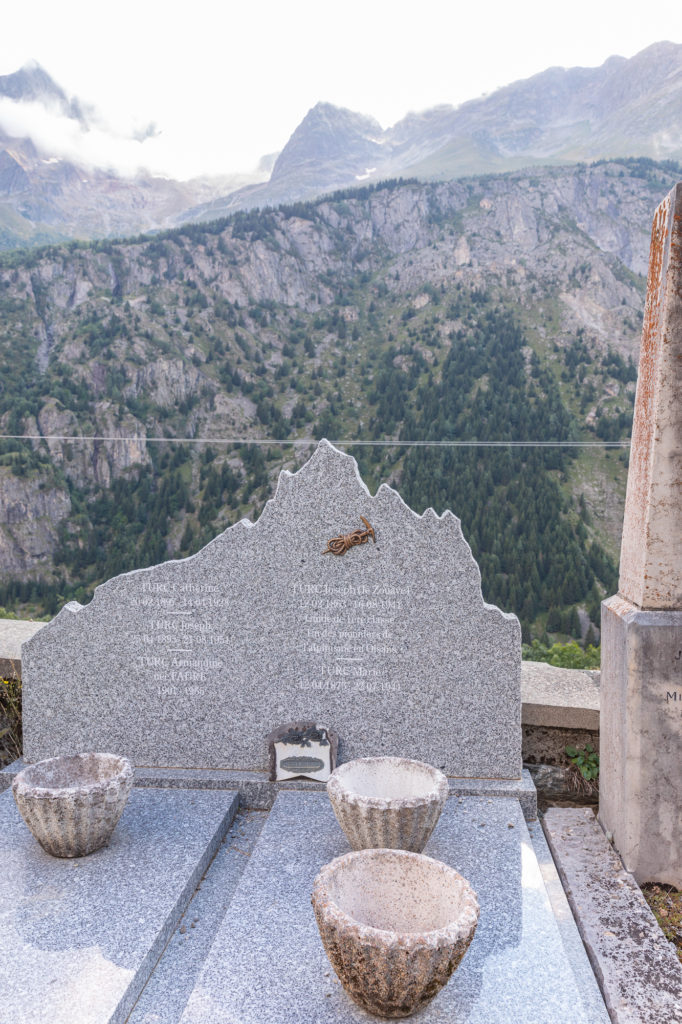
[22,441,522,778]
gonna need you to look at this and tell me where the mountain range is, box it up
[191,41,682,220]
[0,160,676,637]
[1,42,681,248]
[1,44,681,638]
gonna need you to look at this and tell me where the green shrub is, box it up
[566,743,599,781]
[522,638,600,669]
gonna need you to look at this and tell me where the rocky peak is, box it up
[0,62,77,119]
[270,102,384,186]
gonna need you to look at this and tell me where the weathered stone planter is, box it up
[12,752,133,858]
[327,756,449,851]
[312,848,479,1017]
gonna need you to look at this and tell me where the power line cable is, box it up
[0,433,631,448]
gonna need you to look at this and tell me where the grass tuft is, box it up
[0,676,22,767]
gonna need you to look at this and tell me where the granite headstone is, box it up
[22,441,521,778]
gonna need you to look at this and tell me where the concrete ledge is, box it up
[521,661,600,730]
[1,760,538,821]
[0,619,45,679]
[543,807,682,1024]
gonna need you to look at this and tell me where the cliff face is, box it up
[49,166,649,310]
[0,470,71,575]
[0,160,674,606]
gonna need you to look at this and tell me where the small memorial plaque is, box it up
[267,721,338,782]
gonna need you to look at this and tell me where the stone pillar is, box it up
[599,183,682,888]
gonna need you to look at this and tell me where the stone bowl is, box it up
[312,848,479,1018]
[12,752,133,858]
[327,756,449,852]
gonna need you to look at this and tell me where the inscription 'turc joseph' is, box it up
[20,440,522,778]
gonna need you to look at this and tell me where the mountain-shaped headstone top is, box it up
[22,441,521,778]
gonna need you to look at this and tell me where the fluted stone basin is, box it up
[12,752,133,858]
[312,848,479,1017]
[327,756,449,851]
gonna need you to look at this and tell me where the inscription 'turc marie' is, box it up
[322,516,375,556]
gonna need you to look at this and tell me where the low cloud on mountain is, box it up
[0,95,180,177]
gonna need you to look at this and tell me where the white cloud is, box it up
[0,96,239,179]
[1,0,680,179]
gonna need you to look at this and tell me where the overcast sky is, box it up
[2,0,681,179]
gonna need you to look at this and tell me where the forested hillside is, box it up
[0,159,677,640]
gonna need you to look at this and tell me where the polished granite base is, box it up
[0,788,237,1024]
[1,784,611,1024]
[179,792,609,1024]
[1,759,538,820]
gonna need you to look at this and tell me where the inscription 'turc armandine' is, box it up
[21,440,522,779]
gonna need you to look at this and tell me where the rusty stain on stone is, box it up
[627,198,668,535]
[619,183,682,609]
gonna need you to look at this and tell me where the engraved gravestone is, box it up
[22,441,521,778]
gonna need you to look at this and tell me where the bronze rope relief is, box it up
[322,516,375,556]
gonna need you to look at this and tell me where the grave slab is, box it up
[127,807,268,1024]
[0,787,237,1024]
[527,818,614,1024]
[179,792,609,1024]
[543,807,682,1024]
[22,441,521,779]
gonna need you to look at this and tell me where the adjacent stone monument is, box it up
[22,440,522,780]
[600,182,682,888]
